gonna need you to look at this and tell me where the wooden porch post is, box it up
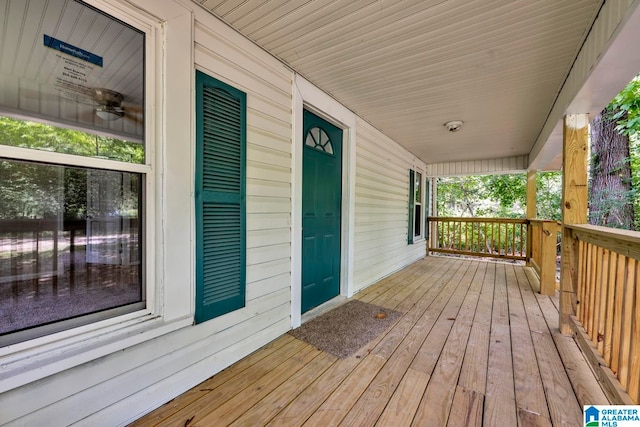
[560,114,588,334]
[526,170,536,265]
[526,170,537,219]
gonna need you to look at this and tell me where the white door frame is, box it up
[291,75,356,328]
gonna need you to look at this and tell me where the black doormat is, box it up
[289,300,402,358]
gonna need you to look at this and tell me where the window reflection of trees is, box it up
[0,158,142,336]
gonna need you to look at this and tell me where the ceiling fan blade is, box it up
[123,109,143,126]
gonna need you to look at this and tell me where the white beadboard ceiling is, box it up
[194,0,604,168]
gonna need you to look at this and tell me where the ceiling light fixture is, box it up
[444,120,464,132]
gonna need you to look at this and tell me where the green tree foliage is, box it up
[436,175,488,217]
[597,75,640,230]
[0,115,143,220]
[536,171,562,221]
[436,172,562,220]
[0,116,143,163]
[484,174,526,212]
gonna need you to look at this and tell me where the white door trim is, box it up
[291,75,356,328]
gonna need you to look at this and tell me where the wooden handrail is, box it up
[428,216,528,224]
[427,216,528,261]
[561,223,640,404]
[565,224,640,261]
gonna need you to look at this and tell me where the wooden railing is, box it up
[562,224,640,404]
[529,219,560,295]
[428,217,528,261]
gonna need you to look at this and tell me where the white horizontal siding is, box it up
[4,294,291,426]
[193,12,294,361]
[1,4,295,426]
[352,118,426,293]
[426,155,529,177]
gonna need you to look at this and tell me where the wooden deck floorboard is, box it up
[131,256,610,427]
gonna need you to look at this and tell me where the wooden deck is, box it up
[132,256,610,426]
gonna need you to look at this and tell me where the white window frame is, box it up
[414,170,423,239]
[0,0,193,393]
[411,169,425,243]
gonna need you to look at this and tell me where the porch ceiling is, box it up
[193,0,603,167]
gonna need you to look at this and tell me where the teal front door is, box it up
[302,110,342,313]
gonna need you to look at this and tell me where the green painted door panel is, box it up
[302,110,342,313]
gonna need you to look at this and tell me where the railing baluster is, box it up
[596,249,609,355]
[611,254,626,378]
[603,251,618,367]
[484,222,488,254]
[629,260,640,402]
[619,259,636,390]
[427,217,528,261]
[564,224,640,404]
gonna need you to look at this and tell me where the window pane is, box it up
[0,115,144,164]
[0,0,145,161]
[0,159,143,337]
[414,204,422,237]
[415,172,422,202]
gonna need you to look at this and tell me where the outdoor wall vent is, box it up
[444,120,464,132]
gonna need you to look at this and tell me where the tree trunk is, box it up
[589,107,635,229]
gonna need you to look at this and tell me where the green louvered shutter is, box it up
[408,169,415,244]
[195,71,246,324]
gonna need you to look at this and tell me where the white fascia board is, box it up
[529,0,640,170]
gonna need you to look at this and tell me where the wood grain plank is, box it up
[528,267,609,407]
[372,260,469,361]
[229,351,337,426]
[457,262,491,394]
[517,267,584,426]
[392,258,460,314]
[506,265,550,421]
[411,262,484,426]
[483,263,517,427]
[340,262,479,426]
[303,354,386,426]
[197,345,320,425]
[129,334,295,427]
[517,407,553,427]
[132,258,616,427]
[446,386,484,427]
[134,337,306,427]
[358,261,425,305]
[372,256,456,312]
[265,356,361,426]
[408,262,476,373]
[375,368,430,426]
